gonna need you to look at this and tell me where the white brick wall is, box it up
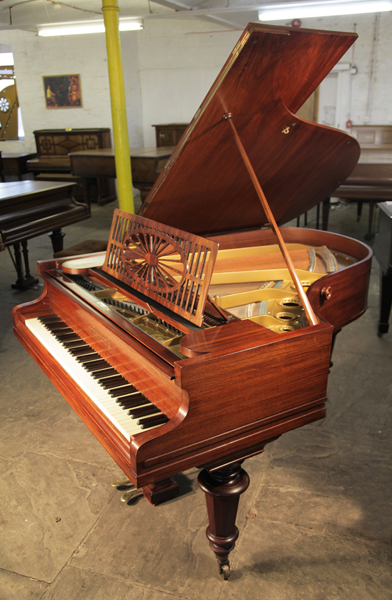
[0,13,391,154]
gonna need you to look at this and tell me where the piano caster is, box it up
[219,562,231,581]
[198,461,250,580]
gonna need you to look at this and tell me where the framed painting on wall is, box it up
[43,74,82,108]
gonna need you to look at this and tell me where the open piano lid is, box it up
[141,23,360,235]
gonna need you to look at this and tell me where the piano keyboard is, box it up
[25,315,169,441]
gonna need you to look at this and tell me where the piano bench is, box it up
[53,239,108,259]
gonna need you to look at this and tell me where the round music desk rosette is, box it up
[122,230,188,293]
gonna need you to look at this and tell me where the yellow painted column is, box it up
[102,0,134,213]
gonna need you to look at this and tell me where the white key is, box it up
[26,318,166,441]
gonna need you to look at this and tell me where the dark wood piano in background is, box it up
[324,126,392,238]
[1,180,90,289]
[374,201,392,335]
[26,128,116,205]
[13,24,372,579]
[153,123,188,147]
[70,146,175,203]
[0,152,37,180]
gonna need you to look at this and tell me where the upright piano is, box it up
[13,24,372,579]
[27,128,116,205]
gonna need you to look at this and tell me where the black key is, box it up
[100,376,130,389]
[63,338,85,347]
[74,352,101,362]
[109,385,141,398]
[69,346,95,356]
[45,323,68,332]
[64,342,88,351]
[129,405,161,419]
[39,315,63,324]
[91,368,118,379]
[45,324,73,332]
[81,359,111,371]
[138,414,169,429]
[47,328,82,344]
[115,390,142,403]
[56,333,81,342]
[117,395,149,409]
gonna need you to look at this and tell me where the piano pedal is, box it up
[120,487,143,503]
[110,478,144,503]
[110,477,132,488]
[111,477,180,505]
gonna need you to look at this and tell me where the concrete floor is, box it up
[0,194,391,600]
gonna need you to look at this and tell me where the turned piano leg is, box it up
[198,461,250,580]
[9,241,38,290]
[378,267,392,336]
[48,228,65,254]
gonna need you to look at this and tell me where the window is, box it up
[0,52,23,140]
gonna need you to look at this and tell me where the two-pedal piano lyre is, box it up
[13,23,372,579]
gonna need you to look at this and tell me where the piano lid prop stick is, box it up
[223,113,319,327]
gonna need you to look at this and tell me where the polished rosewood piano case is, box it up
[13,24,372,579]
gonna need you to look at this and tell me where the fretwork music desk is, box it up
[0,180,90,289]
[69,146,176,202]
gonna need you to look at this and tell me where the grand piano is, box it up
[1,180,90,289]
[69,146,175,202]
[13,24,372,579]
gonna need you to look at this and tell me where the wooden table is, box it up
[0,180,90,289]
[70,146,175,202]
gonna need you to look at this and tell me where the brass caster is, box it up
[219,562,231,580]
